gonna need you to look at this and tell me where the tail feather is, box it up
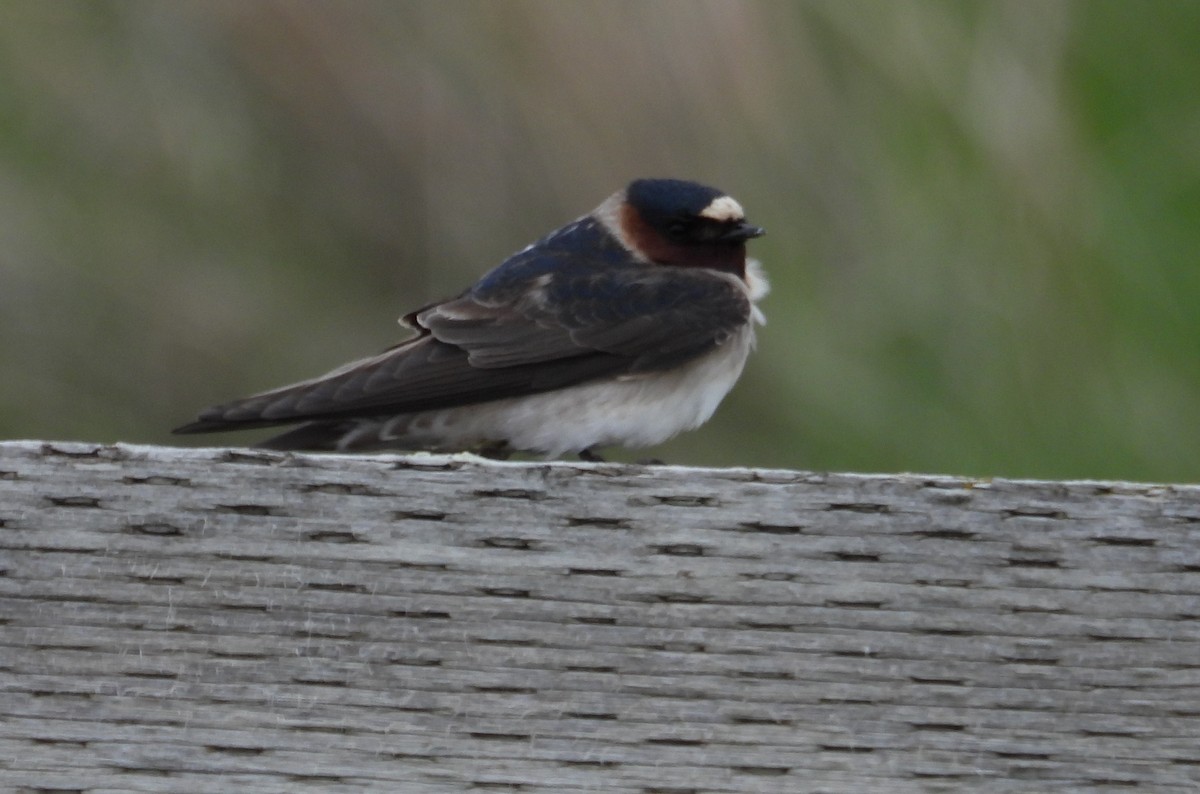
[251,421,360,451]
[172,417,276,435]
[174,414,387,453]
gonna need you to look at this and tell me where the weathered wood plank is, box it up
[2,440,1199,792]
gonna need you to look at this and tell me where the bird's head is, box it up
[605,178,765,276]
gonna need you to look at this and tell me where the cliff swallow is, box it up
[174,178,768,459]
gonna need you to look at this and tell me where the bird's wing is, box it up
[421,260,751,370]
[174,261,750,433]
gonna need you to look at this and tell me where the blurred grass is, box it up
[1,0,1198,481]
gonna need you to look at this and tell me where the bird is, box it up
[173,178,768,460]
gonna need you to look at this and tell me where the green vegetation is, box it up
[1,1,1197,481]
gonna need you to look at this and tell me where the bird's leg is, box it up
[637,457,666,466]
[578,447,606,463]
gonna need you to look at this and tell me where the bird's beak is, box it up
[722,221,766,242]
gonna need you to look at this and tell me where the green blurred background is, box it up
[2,0,1198,481]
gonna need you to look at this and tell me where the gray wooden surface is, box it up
[2,440,1199,793]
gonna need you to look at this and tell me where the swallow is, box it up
[174,178,768,460]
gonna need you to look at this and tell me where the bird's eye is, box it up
[667,221,690,240]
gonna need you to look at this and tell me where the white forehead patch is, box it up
[698,195,745,222]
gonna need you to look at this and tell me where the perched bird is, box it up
[174,178,768,460]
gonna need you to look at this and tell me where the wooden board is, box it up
[2,441,1199,792]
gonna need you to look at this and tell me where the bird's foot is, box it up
[578,447,606,463]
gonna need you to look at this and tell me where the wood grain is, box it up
[2,441,1199,792]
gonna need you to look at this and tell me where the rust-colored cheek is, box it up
[619,204,747,278]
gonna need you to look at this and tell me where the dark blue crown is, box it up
[626,179,728,226]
